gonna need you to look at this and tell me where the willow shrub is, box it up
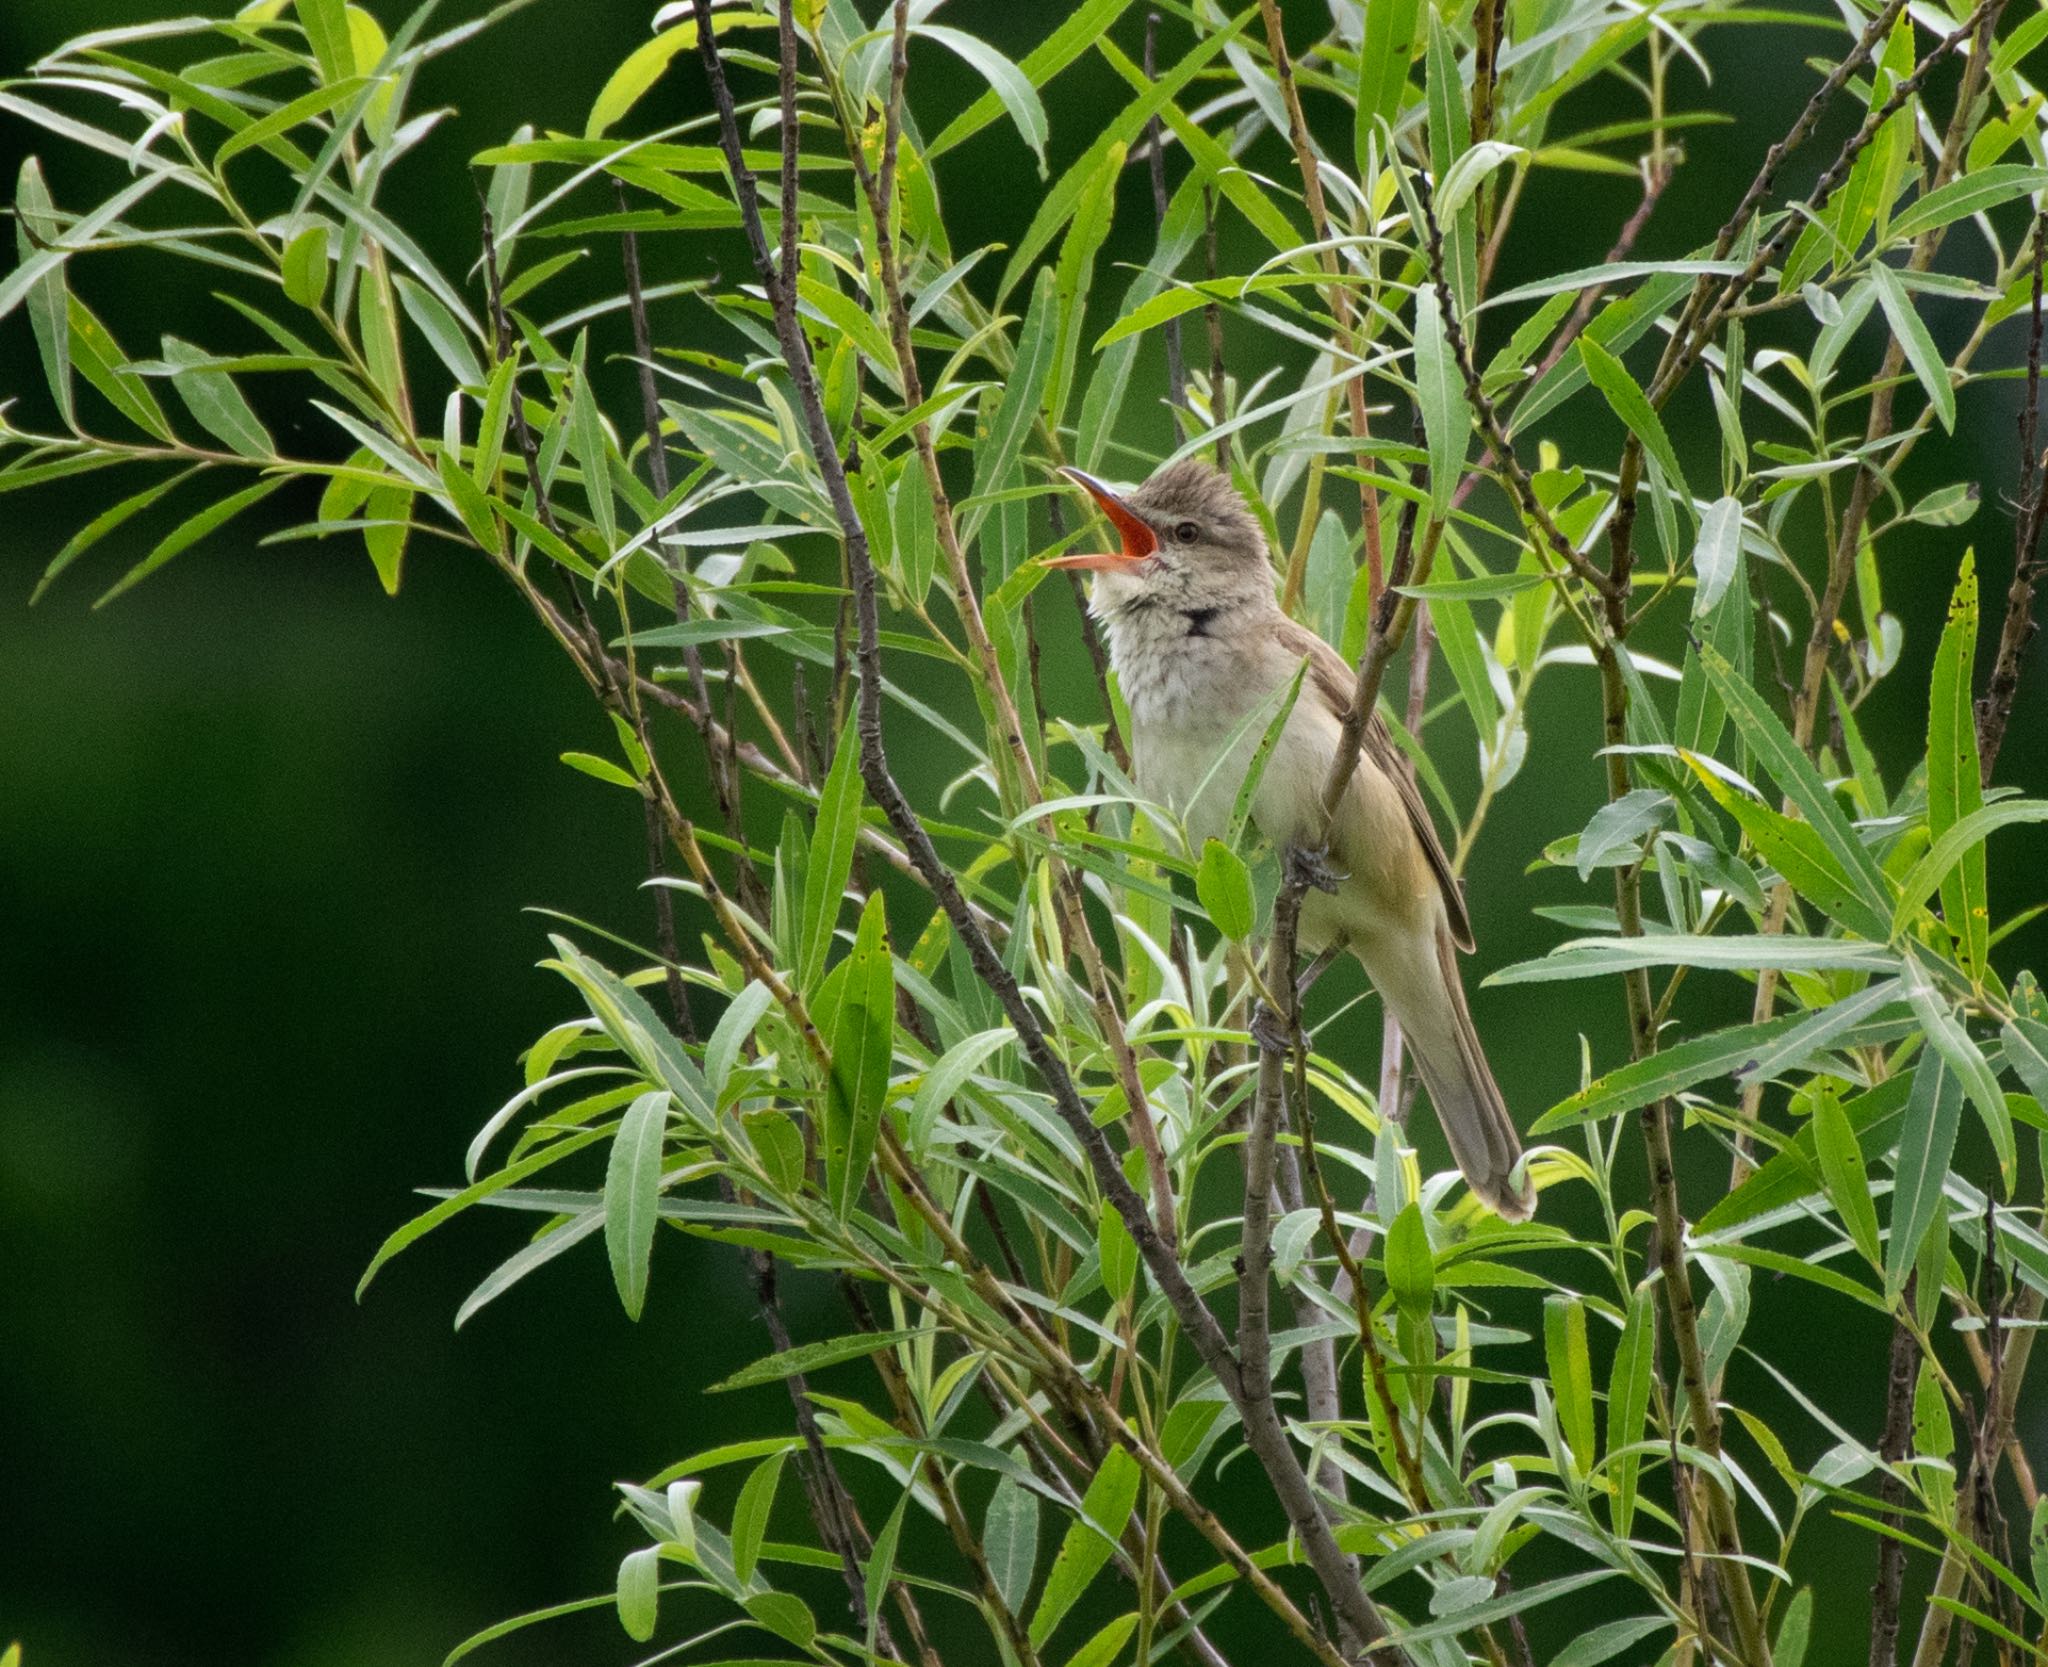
[7,0,2048,1663]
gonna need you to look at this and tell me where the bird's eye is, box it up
[1174,520,1200,544]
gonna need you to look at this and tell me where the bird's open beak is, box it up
[1041,467,1158,569]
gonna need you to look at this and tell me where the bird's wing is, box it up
[1274,617,1477,953]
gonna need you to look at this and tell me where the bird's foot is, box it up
[1287,844,1345,895]
[1249,1001,1294,1054]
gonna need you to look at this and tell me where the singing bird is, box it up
[1046,459,1534,1221]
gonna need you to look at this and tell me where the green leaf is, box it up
[1885,1051,1961,1303]
[1606,1286,1654,1535]
[1888,165,2048,246]
[730,1450,785,1585]
[1554,1617,1671,1667]
[215,75,366,169]
[1902,955,2013,1189]
[1814,1084,1881,1269]
[963,267,1056,549]
[928,0,1134,159]
[1355,0,1421,166]
[615,1546,659,1643]
[1029,1446,1140,1646]
[918,25,1047,174]
[560,751,641,789]
[1489,934,1897,985]
[711,1330,928,1401]
[1905,482,1980,527]
[281,223,330,311]
[1098,1198,1138,1304]
[293,0,352,85]
[1225,659,1310,851]
[1574,788,1669,881]
[1195,840,1256,941]
[1047,140,1123,428]
[566,332,616,552]
[861,1487,911,1655]
[1696,644,1894,922]
[394,272,485,389]
[456,1207,604,1329]
[1775,1588,1814,1667]
[743,1590,815,1649]
[1412,283,1468,518]
[16,158,71,428]
[1534,1009,1808,1133]
[159,335,274,459]
[1385,1202,1434,1316]
[1926,552,1987,976]
[586,10,773,138]
[996,14,1245,301]
[824,892,894,1217]
[1871,262,1954,433]
[68,296,173,442]
[32,466,197,604]
[1686,760,1891,941]
[1544,1294,1596,1469]
[1578,335,1688,500]
[799,713,864,992]
[1691,495,1743,617]
[605,1088,668,1320]
[1437,142,1525,220]
[1892,801,2048,937]
[95,475,287,607]
[2004,1015,2048,1107]
[984,1474,1040,1613]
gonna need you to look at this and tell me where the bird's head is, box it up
[1043,459,1273,613]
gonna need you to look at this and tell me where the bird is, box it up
[1043,458,1534,1222]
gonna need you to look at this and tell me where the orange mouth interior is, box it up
[1041,468,1158,569]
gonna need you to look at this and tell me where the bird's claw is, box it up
[1288,844,1345,895]
[1249,1002,1293,1054]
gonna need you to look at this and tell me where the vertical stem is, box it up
[1143,10,1188,420]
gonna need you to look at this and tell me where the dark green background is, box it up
[2,3,2041,1664]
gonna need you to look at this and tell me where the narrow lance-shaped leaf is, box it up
[95,475,288,608]
[984,1474,1040,1613]
[1579,336,1689,506]
[825,893,895,1218]
[1885,1051,1961,1304]
[1926,551,1987,978]
[1606,1286,1654,1535]
[1871,262,1955,433]
[1544,1295,1596,1471]
[1412,284,1468,519]
[799,712,863,992]
[1902,953,2013,1191]
[1813,1083,1882,1269]
[604,1088,669,1320]
[1696,645,1893,922]
[1029,1446,1141,1647]
[1684,758,1891,941]
[1691,495,1742,618]
[16,158,72,428]
[159,336,275,459]
[963,266,1057,549]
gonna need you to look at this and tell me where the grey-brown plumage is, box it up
[1050,459,1534,1220]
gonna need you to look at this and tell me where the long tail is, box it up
[1361,920,1534,1222]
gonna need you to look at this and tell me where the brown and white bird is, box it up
[1046,458,1534,1221]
